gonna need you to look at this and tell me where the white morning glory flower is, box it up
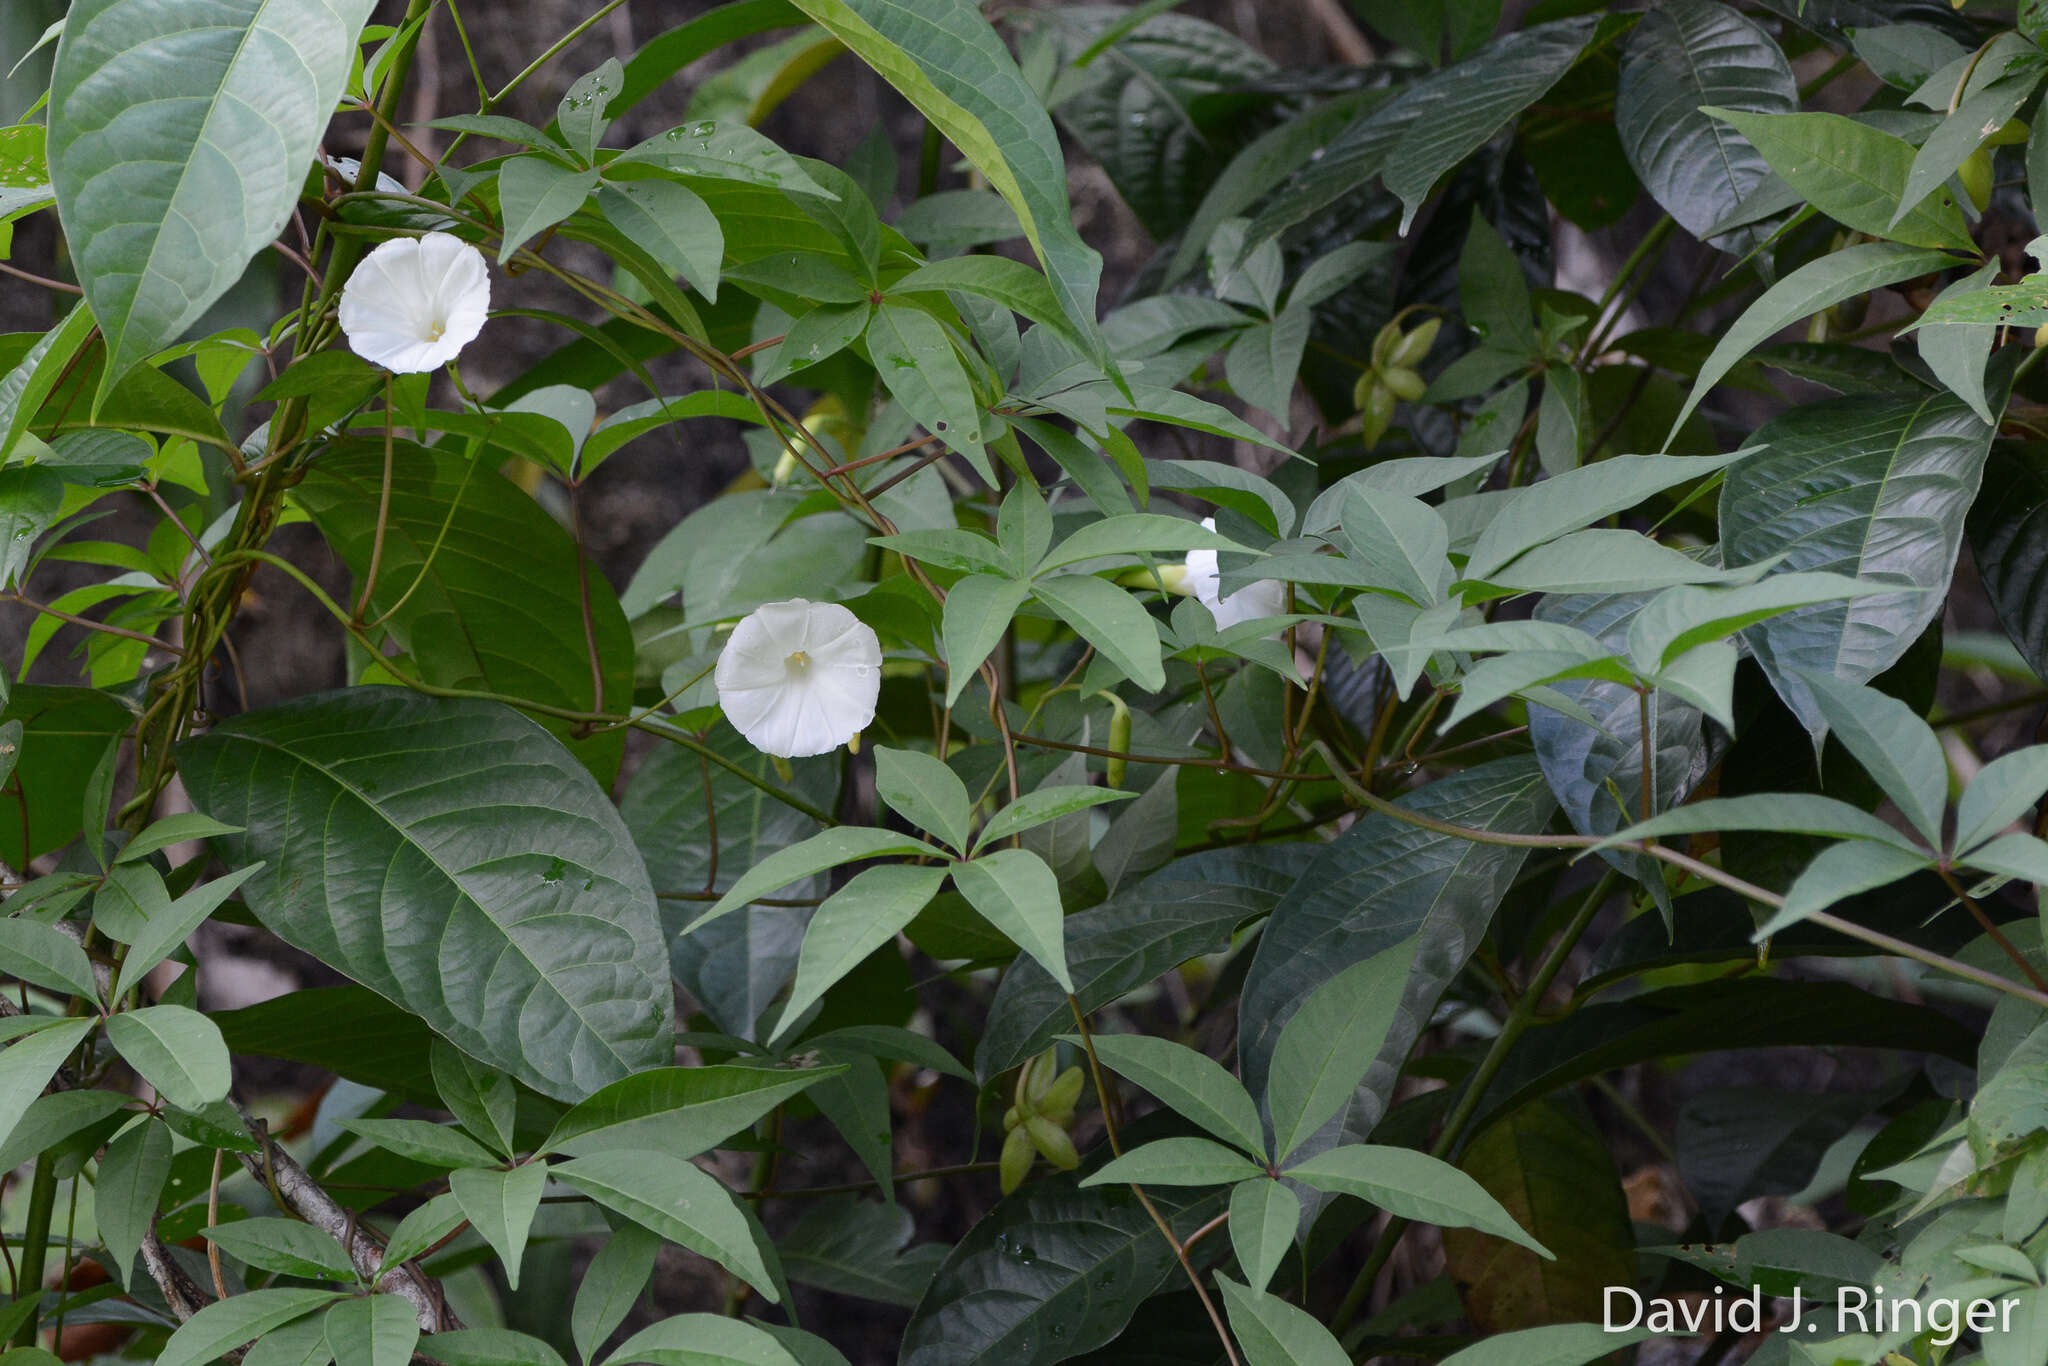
[337,232,491,373]
[1185,518,1286,631]
[715,599,882,758]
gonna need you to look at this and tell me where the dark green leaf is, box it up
[98,1117,170,1289]
[1240,759,1555,1157]
[900,1167,1225,1364]
[1616,0,1795,248]
[978,846,1306,1081]
[1720,391,1994,737]
[293,442,635,780]
[179,690,673,1103]
[1440,1098,1636,1331]
[48,0,377,393]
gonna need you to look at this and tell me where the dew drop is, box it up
[690,120,717,138]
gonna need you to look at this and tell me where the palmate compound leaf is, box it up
[179,688,672,1103]
[48,0,378,399]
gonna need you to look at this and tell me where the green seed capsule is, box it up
[1370,318,1404,369]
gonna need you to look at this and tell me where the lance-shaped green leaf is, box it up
[334,1117,497,1170]
[694,827,933,926]
[204,1216,358,1281]
[554,1151,780,1302]
[1240,758,1556,1163]
[1918,259,2001,425]
[156,1290,348,1366]
[0,302,96,464]
[973,786,1134,853]
[107,1005,229,1109]
[605,1314,804,1366]
[1081,1136,1265,1189]
[1752,840,1932,939]
[1705,108,1975,250]
[1285,1144,1550,1256]
[1030,574,1165,691]
[950,849,1071,992]
[324,1293,420,1366]
[1719,391,1993,738]
[1436,1322,1661,1366]
[1895,68,2039,228]
[1250,16,1600,238]
[0,1019,96,1159]
[890,255,1092,368]
[1464,450,1750,582]
[779,864,948,1030]
[571,1227,659,1366]
[1623,573,1894,673]
[98,1116,171,1289]
[866,301,989,479]
[1954,747,2048,855]
[112,862,263,1000]
[873,747,972,853]
[1593,794,1925,853]
[1265,939,1417,1162]
[1038,514,1244,573]
[1665,243,1960,443]
[1798,672,1946,847]
[499,158,598,263]
[47,0,378,398]
[0,919,99,1000]
[784,0,1109,373]
[179,690,673,1102]
[940,574,1031,708]
[541,1063,844,1157]
[597,179,722,300]
[1072,1033,1265,1157]
[1217,1274,1350,1366]
[450,1163,548,1290]
[1229,1178,1299,1295]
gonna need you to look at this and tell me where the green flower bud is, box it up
[1026,1114,1081,1171]
[1380,365,1427,402]
[1359,382,1397,451]
[1000,1123,1036,1193]
[1370,318,1404,370]
[1388,316,1440,369]
[1039,1065,1085,1118]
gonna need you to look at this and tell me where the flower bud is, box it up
[1359,382,1397,451]
[1039,1065,1085,1119]
[999,1123,1036,1193]
[1380,365,1427,402]
[1388,316,1440,369]
[1026,1114,1081,1171]
[1102,694,1132,789]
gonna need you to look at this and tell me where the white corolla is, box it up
[715,599,882,758]
[1184,518,1286,631]
[337,232,491,373]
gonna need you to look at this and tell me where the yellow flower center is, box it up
[786,650,812,673]
[426,319,446,340]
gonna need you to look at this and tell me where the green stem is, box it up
[1333,871,1619,1332]
[10,1157,57,1347]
